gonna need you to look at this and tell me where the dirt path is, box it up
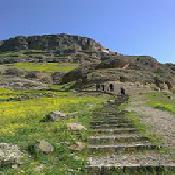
[127,95,175,152]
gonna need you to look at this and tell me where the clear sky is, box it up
[0,0,175,63]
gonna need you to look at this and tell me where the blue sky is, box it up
[0,0,175,63]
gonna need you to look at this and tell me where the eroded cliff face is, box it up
[0,34,108,52]
[0,33,123,65]
[0,33,174,92]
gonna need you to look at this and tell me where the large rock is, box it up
[67,123,87,131]
[25,72,52,84]
[0,143,23,167]
[51,72,65,85]
[34,140,54,154]
[69,142,85,151]
[3,67,24,77]
[44,111,67,122]
[34,164,45,172]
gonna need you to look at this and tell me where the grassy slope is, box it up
[0,87,110,174]
[0,51,27,58]
[0,50,46,58]
[13,63,78,73]
[145,92,175,114]
[0,50,78,73]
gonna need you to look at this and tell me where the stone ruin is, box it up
[96,81,115,93]
[93,81,153,95]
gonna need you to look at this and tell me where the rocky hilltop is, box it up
[0,33,107,52]
[0,33,175,93]
[0,33,123,65]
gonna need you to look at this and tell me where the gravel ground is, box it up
[127,95,175,150]
[88,152,174,166]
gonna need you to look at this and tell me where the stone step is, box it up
[89,128,138,135]
[92,111,125,117]
[91,117,127,121]
[90,120,132,126]
[87,154,175,174]
[92,113,125,117]
[88,134,149,144]
[91,117,128,122]
[88,143,160,154]
[90,119,129,124]
[92,110,127,115]
[86,164,175,174]
[92,112,124,116]
[90,123,134,129]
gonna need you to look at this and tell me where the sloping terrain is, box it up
[0,87,111,174]
[0,34,175,174]
[87,96,175,174]
[0,34,175,92]
[127,92,175,150]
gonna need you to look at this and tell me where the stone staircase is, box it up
[86,96,175,174]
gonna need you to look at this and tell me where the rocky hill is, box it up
[0,33,123,64]
[0,33,175,93]
[0,33,106,52]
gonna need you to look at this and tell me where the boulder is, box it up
[67,123,87,131]
[12,164,18,169]
[34,140,54,154]
[3,68,24,77]
[25,72,52,84]
[0,143,23,167]
[34,164,45,172]
[44,111,67,122]
[25,72,38,79]
[69,142,85,151]
[171,87,175,93]
[51,72,65,84]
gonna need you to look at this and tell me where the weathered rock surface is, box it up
[44,111,67,122]
[34,140,54,154]
[2,67,24,77]
[0,34,108,53]
[67,123,87,131]
[25,72,52,84]
[34,164,45,172]
[0,77,47,89]
[69,142,86,151]
[51,72,65,84]
[0,143,23,167]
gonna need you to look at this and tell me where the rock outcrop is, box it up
[44,111,67,122]
[0,143,23,167]
[0,33,112,53]
[33,140,54,154]
[67,123,87,131]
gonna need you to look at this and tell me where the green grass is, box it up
[125,111,163,145]
[0,50,46,58]
[13,63,78,73]
[119,101,163,145]
[0,87,110,174]
[145,92,175,114]
[0,51,27,58]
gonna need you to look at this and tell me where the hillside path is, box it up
[127,95,175,151]
[86,96,175,174]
